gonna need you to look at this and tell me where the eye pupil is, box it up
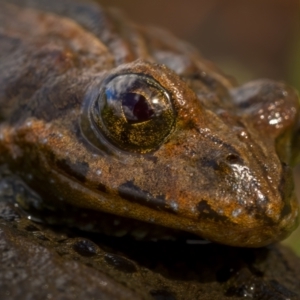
[122,93,154,124]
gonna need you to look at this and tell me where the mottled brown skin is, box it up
[0,0,299,247]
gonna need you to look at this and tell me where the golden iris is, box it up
[92,74,175,153]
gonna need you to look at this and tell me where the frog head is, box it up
[3,57,298,247]
[28,60,296,247]
[1,0,299,248]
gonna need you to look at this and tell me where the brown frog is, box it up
[0,0,299,247]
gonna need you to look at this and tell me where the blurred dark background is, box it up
[100,0,300,254]
[101,0,300,86]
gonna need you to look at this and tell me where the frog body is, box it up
[0,0,299,247]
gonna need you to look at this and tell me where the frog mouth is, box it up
[17,187,209,243]
[17,161,299,248]
[19,178,297,248]
[44,150,298,247]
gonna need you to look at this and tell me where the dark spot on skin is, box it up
[97,183,106,193]
[199,157,219,170]
[182,119,197,130]
[150,289,177,300]
[280,203,292,219]
[256,213,275,225]
[118,181,176,213]
[244,200,276,226]
[56,159,89,183]
[196,200,229,223]
[104,253,137,273]
[144,154,158,164]
[200,131,241,159]
[72,239,98,257]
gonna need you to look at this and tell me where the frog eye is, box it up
[91,74,175,153]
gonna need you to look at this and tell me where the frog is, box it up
[0,0,299,248]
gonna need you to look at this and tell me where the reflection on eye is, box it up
[122,92,154,124]
[91,74,175,153]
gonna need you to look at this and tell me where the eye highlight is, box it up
[122,92,154,124]
[91,74,175,153]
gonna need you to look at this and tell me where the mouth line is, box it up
[47,165,295,248]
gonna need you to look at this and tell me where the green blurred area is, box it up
[290,33,300,93]
[283,166,300,256]
[280,29,300,256]
[285,30,300,252]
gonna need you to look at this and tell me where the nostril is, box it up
[225,153,241,164]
